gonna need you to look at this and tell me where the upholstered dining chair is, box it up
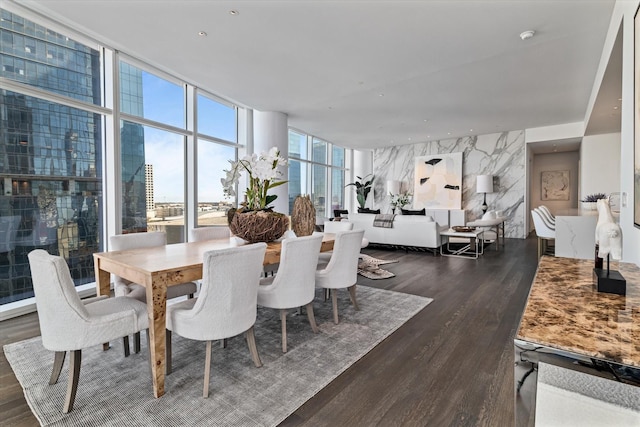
[27,249,149,413]
[165,243,267,398]
[315,229,365,324]
[110,231,198,356]
[189,226,231,242]
[318,220,355,263]
[257,234,323,353]
[531,209,555,258]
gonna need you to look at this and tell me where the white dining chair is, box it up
[258,234,323,352]
[531,209,555,258]
[189,226,231,242]
[166,243,267,398]
[27,249,149,413]
[315,229,365,324]
[110,231,198,355]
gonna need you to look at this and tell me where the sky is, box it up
[139,71,237,203]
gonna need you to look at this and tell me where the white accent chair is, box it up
[531,209,555,258]
[315,229,365,324]
[258,234,323,353]
[110,232,198,355]
[189,226,231,242]
[166,243,267,398]
[27,249,149,413]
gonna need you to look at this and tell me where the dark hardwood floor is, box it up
[0,236,540,426]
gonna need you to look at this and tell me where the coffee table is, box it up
[439,228,484,259]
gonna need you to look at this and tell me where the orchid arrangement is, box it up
[390,191,412,210]
[221,147,288,211]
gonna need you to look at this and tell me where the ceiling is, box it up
[14,0,616,150]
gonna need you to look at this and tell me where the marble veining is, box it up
[517,256,640,368]
[373,131,525,238]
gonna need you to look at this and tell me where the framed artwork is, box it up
[635,5,640,228]
[541,170,570,201]
[413,152,462,209]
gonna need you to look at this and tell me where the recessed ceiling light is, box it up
[424,119,428,122]
[618,98,622,101]
[408,137,412,141]
[229,10,239,15]
[613,106,619,110]
[520,30,535,41]
[447,132,451,135]
[198,31,207,37]
[378,93,384,97]
[469,129,473,132]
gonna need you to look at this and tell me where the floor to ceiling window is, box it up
[196,93,237,227]
[288,129,348,218]
[0,9,103,304]
[0,7,239,308]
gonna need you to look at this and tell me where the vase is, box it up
[228,209,289,243]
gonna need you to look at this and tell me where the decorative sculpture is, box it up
[593,198,625,295]
[595,198,622,260]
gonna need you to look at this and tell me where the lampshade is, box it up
[476,175,494,194]
[387,180,401,194]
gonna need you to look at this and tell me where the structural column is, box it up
[352,149,374,211]
[253,111,289,214]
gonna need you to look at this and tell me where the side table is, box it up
[440,228,484,259]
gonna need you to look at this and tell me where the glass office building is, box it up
[0,9,103,304]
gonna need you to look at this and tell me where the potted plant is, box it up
[581,193,607,211]
[346,174,374,213]
[390,191,412,214]
[221,147,289,242]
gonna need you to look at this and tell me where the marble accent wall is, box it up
[373,131,526,238]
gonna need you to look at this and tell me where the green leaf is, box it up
[268,180,287,189]
[265,194,278,205]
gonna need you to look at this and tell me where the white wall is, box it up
[586,1,639,264]
[531,151,580,214]
[580,133,621,199]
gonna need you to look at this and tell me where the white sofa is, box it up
[345,211,459,249]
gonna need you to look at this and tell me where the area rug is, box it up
[358,254,399,279]
[4,286,431,426]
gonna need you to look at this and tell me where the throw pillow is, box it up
[358,208,381,214]
[401,208,426,216]
[482,210,497,220]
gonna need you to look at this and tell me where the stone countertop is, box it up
[517,256,640,368]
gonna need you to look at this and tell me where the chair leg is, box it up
[537,237,542,259]
[331,290,339,324]
[134,331,141,353]
[203,340,212,398]
[348,285,359,311]
[245,326,262,368]
[123,336,130,357]
[280,309,288,353]
[188,293,194,299]
[306,303,319,333]
[220,338,228,349]
[165,329,172,375]
[49,351,66,385]
[63,350,81,413]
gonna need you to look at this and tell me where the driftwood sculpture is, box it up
[291,195,316,236]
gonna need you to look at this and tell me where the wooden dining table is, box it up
[93,234,335,398]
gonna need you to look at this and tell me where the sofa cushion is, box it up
[358,208,381,214]
[401,208,426,216]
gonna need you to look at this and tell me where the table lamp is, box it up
[476,175,494,214]
[387,180,401,195]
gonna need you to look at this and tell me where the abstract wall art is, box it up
[541,170,570,201]
[413,152,462,209]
